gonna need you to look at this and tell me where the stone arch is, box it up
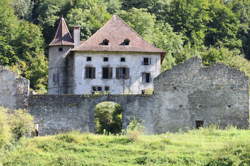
[94,101,123,134]
[86,96,128,133]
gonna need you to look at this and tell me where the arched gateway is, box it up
[27,58,249,136]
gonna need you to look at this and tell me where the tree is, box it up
[118,8,156,38]
[0,0,19,66]
[66,0,110,40]
[205,1,241,50]
[118,8,184,70]
[227,0,250,59]
[11,0,33,20]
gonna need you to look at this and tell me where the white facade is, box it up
[72,52,161,94]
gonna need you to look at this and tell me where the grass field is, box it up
[1,127,250,166]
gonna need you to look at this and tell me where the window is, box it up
[142,73,151,83]
[143,57,151,65]
[116,67,129,79]
[102,67,113,79]
[58,47,63,52]
[121,39,130,45]
[87,57,92,61]
[92,86,102,92]
[195,120,204,129]
[103,57,109,62]
[100,39,109,45]
[53,73,58,83]
[120,57,125,62]
[104,86,110,91]
[85,67,95,79]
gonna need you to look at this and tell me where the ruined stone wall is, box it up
[0,66,29,109]
[150,57,249,133]
[28,94,148,135]
[27,57,249,135]
[0,58,248,135]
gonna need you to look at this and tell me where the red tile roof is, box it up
[49,17,74,46]
[72,15,165,55]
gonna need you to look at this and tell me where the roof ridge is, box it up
[72,15,165,55]
[112,15,162,51]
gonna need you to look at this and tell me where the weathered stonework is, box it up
[0,58,248,135]
[27,57,249,135]
[0,66,29,109]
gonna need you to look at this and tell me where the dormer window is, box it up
[58,47,63,52]
[100,39,109,45]
[121,39,130,45]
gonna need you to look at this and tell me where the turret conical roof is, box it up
[49,17,74,46]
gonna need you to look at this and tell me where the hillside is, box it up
[1,128,250,166]
[2,0,250,93]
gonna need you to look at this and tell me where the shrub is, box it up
[95,102,123,134]
[8,109,34,140]
[126,119,144,142]
[206,157,234,166]
[0,107,11,148]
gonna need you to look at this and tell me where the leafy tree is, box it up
[66,0,111,40]
[104,0,122,14]
[147,22,184,70]
[0,0,18,65]
[205,1,242,50]
[201,47,240,66]
[11,0,33,19]
[228,0,250,59]
[118,8,155,37]
[161,0,210,47]
[0,1,47,93]
[118,8,184,70]
[11,21,47,92]
[31,0,73,44]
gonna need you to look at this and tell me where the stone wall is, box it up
[27,57,249,135]
[28,94,149,135]
[152,57,249,133]
[0,66,29,109]
[0,58,248,135]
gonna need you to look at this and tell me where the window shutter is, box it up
[85,67,88,78]
[108,68,112,79]
[142,73,145,83]
[92,67,96,78]
[125,68,129,79]
[116,68,119,79]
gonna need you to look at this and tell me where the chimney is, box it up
[73,26,81,47]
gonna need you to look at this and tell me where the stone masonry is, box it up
[0,66,29,109]
[0,57,249,135]
[28,57,249,135]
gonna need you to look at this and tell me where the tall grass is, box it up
[1,127,250,166]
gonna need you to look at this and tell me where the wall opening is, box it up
[195,120,204,129]
[94,101,123,134]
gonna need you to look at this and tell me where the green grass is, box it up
[1,127,250,166]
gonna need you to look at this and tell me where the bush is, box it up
[126,119,144,142]
[95,102,123,134]
[8,109,34,140]
[0,107,11,148]
[0,107,34,148]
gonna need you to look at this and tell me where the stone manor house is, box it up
[48,15,165,95]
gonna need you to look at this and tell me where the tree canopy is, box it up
[1,0,250,93]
